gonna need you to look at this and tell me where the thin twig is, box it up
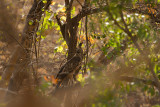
[76,0,83,7]
[119,9,143,53]
[0,88,17,95]
[84,15,88,74]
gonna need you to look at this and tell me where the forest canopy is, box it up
[0,0,160,107]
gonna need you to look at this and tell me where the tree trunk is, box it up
[0,0,51,100]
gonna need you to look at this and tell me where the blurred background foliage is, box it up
[1,0,160,106]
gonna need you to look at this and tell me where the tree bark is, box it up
[0,0,51,100]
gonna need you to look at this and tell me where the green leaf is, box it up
[28,20,33,25]
[41,35,46,39]
[41,8,45,11]
[54,48,58,53]
[36,31,41,36]
[154,64,158,74]
[57,46,63,52]
[42,0,47,4]
[148,87,155,96]
[142,85,148,92]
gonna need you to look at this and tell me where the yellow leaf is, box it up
[51,1,56,5]
[57,46,63,52]
[61,16,66,21]
[61,7,66,12]
[58,4,64,7]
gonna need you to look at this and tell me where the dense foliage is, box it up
[0,0,160,107]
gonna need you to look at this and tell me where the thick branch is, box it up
[71,5,108,23]
[127,7,160,23]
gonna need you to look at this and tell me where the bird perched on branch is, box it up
[55,42,83,88]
